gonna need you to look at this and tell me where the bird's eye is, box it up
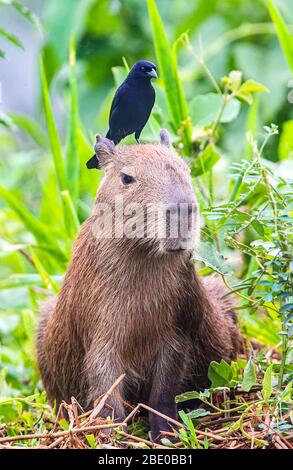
[121,173,135,185]
[141,66,146,71]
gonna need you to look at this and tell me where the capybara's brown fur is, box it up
[37,131,239,439]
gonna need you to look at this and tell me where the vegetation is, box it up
[0,0,292,449]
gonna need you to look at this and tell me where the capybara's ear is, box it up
[86,135,116,170]
[160,129,171,148]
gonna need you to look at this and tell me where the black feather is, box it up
[106,60,157,145]
[86,155,99,169]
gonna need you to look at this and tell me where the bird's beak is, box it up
[147,68,158,79]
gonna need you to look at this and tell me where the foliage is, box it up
[0,0,292,448]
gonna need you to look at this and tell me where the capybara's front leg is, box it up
[148,347,186,441]
[86,349,126,421]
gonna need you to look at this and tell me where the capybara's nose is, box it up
[165,202,196,217]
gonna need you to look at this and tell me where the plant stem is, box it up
[277,331,287,391]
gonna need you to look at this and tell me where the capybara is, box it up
[37,130,239,439]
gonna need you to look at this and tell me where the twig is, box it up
[0,422,126,444]
[88,374,126,422]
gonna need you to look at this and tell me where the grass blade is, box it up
[61,190,80,238]
[267,0,293,73]
[0,28,23,49]
[0,0,42,31]
[65,36,80,202]
[9,113,48,148]
[147,0,191,154]
[30,247,59,292]
[40,57,67,191]
[0,186,66,263]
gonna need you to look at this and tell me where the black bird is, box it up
[87,60,157,169]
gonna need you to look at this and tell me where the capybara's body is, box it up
[37,131,239,438]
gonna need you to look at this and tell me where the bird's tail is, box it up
[86,131,119,169]
[86,154,99,169]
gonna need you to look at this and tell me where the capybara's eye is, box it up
[121,173,135,185]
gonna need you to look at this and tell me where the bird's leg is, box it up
[135,130,142,144]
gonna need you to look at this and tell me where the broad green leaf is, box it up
[8,113,48,148]
[236,80,269,105]
[251,219,265,236]
[279,120,293,159]
[208,359,233,388]
[40,57,67,191]
[65,36,80,201]
[0,28,23,49]
[175,391,201,403]
[186,409,210,419]
[192,241,232,276]
[241,358,257,392]
[262,364,273,402]
[267,0,293,73]
[189,93,240,126]
[191,144,221,177]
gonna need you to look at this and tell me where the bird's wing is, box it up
[109,82,129,121]
[108,90,120,122]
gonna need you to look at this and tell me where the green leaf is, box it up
[208,359,233,388]
[241,358,257,392]
[267,0,293,73]
[192,241,232,276]
[189,93,240,126]
[175,391,201,403]
[40,57,67,191]
[281,381,292,402]
[262,364,273,402]
[8,113,48,148]
[0,28,23,49]
[147,0,191,154]
[191,144,221,177]
[236,80,269,105]
[186,408,211,419]
[0,274,62,290]
[58,418,69,431]
[251,219,265,236]
[279,120,293,159]
[279,303,293,313]
[0,112,17,131]
[0,0,42,31]
[61,190,80,239]
[0,186,66,263]
[85,434,97,449]
[30,247,59,293]
[65,36,80,201]
[112,66,127,88]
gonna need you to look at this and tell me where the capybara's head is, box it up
[91,130,199,256]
